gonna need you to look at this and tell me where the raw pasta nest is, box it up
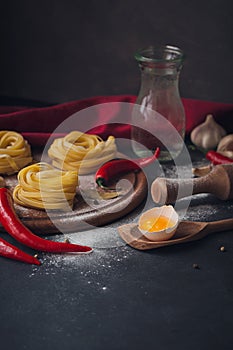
[13,162,78,210]
[48,131,117,174]
[0,130,32,174]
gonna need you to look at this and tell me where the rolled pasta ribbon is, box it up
[0,130,32,174]
[13,162,78,210]
[48,131,117,174]
[0,176,5,188]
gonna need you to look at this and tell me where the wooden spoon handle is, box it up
[203,218,233,235]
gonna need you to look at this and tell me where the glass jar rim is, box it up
[135,45,185,63]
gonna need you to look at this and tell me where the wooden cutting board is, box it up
[1,150,148,235]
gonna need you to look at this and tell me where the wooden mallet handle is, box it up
[151,164,233,204]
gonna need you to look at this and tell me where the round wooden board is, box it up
[1,156,148,235]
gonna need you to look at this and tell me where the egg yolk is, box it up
[139,215,175,232]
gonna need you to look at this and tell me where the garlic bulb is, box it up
[216,134,233,159]
[217,134,233,152]
[190,114,226,150]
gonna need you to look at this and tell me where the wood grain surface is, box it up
[1,149,148,235]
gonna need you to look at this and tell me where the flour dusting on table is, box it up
[28,159,233,277]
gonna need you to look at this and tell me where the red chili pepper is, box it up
[0,237,41,265]
[95,147,160,188]
[0,188,93,254]
[206,150,233,165]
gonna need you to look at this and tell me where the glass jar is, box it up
[131,45,186,161]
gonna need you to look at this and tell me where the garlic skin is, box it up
[217,134,233,152]
[190,114,226,150]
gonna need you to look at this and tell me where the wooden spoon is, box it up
[118,218,233,250]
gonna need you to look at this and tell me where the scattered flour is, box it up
[28,158,233,277]
[28,245,133,284]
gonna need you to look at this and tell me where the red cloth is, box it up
[0,95,232,146]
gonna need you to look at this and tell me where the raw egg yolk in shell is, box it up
[139,215,175,232]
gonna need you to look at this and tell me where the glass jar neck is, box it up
[135,45,184,78]
[138,60,183,77]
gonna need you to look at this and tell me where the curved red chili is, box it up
[0,188,93,254]
[95,147,160,188]
[0,237,41,265]
[206,150,233,165]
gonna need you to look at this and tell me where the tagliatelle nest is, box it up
[0,131,32,174]
[13,162,78,210]
[47,131,117,175]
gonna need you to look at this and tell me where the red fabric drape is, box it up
[0,95,232,146]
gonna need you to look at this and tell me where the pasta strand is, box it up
[13,162,78,210]
[48,131,117,174]
[0,131,32,174]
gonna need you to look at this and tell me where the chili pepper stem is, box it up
[96,178,107,189]
[96,178,116,190]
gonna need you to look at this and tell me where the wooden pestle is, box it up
[151,164,233,204]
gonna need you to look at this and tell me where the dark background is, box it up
[0,0,233,105]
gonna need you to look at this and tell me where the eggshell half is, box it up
[138,205,179,242]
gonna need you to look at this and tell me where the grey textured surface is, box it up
[1,155,233,350]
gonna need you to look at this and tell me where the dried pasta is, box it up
[0,131,32,174]
[13,162,78,210]
[48,131,117,174]
[0,176,5,188]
